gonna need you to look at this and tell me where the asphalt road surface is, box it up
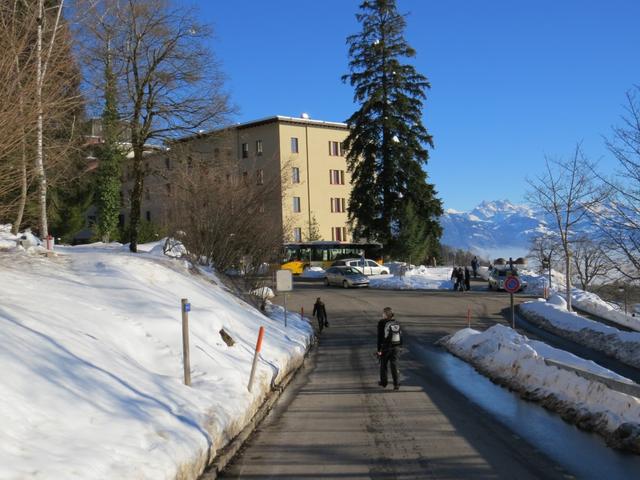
[219,278,639,479]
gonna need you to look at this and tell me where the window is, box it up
[328,141,342,156]
[291,137,299,153]
[292,167,300,184]
[256,139,263,156]
[242,142,249,158]
[256,169,264,185]
[118,214,125,227]
[145,188,150,200]
[259,203,265,214]
[293,227,302,242]
[165,157,171,170]
[330,197,346,213]
[331,227,347,242]
[242,171,248,184]
[146,210,151,222]
[165,183,172,196]
[293,196,301,213]
[329,169,345,185]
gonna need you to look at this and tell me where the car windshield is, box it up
[343,267,361,275]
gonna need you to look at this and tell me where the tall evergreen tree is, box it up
[343,0,442,258]
[95,45,122,243]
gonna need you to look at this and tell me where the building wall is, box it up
[277,121,350,242]
[115,116,352,244]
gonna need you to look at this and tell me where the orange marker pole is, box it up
[467,307,471,328]
[248,326,265,392]
[301,306,304,319]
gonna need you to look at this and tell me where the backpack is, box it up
[385,320,402,346]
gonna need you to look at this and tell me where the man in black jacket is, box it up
[313,297,328,332]
[377,307,402,390]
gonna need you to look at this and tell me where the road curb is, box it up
[199,336,317,479]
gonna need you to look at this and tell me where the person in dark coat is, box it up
[456,267,465,291]
[377,307,401,390]
[313,297,328,332]
[471,256,479,278]
[464,266,471,291]
[451,267,458,291]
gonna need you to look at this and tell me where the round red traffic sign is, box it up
[504,275,521,293]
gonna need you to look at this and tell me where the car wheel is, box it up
[381,270,389,275]
[343,280,349,289]
[324,278,330,287]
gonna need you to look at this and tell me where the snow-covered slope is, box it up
[442,200,548,259]
[0,226,312,479]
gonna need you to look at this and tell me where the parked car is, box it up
[330,258,389,275]
[324,266,370,288]
[488,268,527,291]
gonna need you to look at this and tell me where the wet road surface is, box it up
[219,278,640,479]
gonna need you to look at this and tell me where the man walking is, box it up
[313,297,328,333]
[377,307,402,390]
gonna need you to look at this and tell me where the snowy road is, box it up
[217,279,640,479]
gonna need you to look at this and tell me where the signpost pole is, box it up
[510,293,515,329]
[276,269,293,328]
[284,293,288,328]
[181,298,191,386]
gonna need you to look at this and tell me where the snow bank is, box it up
[440,324,640,453]
[519,297,640,369]
[0,226,312,479]
[572,288,640,332]
[369,266,453,290]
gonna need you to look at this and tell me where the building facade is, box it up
[149,115,354,243]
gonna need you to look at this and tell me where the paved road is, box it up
[220,279,574,479]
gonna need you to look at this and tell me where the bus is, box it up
[280,241,383,275]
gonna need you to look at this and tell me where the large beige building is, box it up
[143,115,354,243]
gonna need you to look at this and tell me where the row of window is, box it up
[241,140,263,158]
[292,227,348,242]
[292,197,347,213]
[291,168,345,185]
[290,138,345,156]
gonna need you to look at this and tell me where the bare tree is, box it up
[571,237,614,291]
[527,145,605,311]
[591,86,640,280]
[162,139,289,283]
[0,0,83,233]
[80,0,233,252]
[527,233,560,275]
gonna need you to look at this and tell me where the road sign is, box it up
[276,269,293,292]
[183,302,191,312]
[504,276,521,294]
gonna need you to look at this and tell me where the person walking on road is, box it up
[471,256,479,278]
[377,307,402,390]
[464,266,471,291]
[313,297,328,333]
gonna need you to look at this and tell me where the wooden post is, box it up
[301,306,304,319]
[181,298,191,386]
[248,326,265,392]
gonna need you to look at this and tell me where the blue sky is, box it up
[186,0,640,212]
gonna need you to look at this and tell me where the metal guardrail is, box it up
[544,358,640,398]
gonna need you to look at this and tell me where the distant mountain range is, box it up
[441,200,551,260]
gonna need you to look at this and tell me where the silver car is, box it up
[324,266,370,288]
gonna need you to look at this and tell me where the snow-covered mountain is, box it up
[441,200,550,260]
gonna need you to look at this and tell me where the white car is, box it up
[330,258,389,275]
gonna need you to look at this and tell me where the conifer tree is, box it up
[343,0,442,258]
[95,45,122,243]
